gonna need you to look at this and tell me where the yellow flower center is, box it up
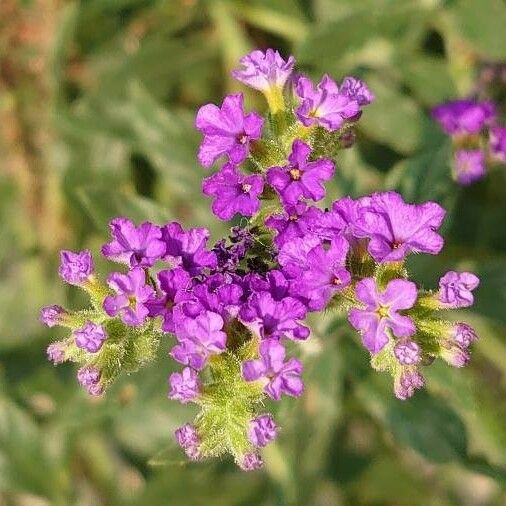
[289,168,301,181]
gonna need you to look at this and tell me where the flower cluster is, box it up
[432,99,505,184]
[41,49,481,471]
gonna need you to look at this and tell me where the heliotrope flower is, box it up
[295,74,359,130]
[175,424,201,460]
[394,369,425,400]
[431,99,496,136]
[339,76,375,106]
[195,93,263,168]
[39,305,68,328]
[448,323,478,349]
[231,49,295,92]
[77,366,103,396]
[239,452,264,471]
[394,340,421,365]
[453,150,486,185]
[59,249,94,285]
[278,235,321,278]
[248,415,278,447]
[266,140,334,205]
[490,126,506,163]
[242,339,304,400]
[103,267,155,326]
[74,321,107,353]
[348,278,417,354]
[438,271,479,308]
[202,163,264,220]
[47,342,66,364]
[168,367,200,403]
[101,218,165,267]
[354,191,446,262]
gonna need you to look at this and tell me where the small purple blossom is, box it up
[248,415,278,447]
[47,342,66,364]
[202,163,264,220]
[348,278,417,354]
[59,249,94,285]
[103,267,155,326]
[39,305,68,328]
[74,321,107,353]
[295,74,359,131]
[449,323,478,349]
[339,76,375,106]
[240,292,309,341]
[354,191,446,262]
[101,217,165,267]
[231,49,295,92]
[438,271,479,308]
[77,366,103,396]
[440,344,470,368]
[242,339,304,400]
[453,149,486,185]
[162,223,217,275]
[394,340,421,365]
[267,140,334,205]
[239,452,264,471]
[432,99,496,136]
[170,311,227,370]
[175,424,201,460]
[195,93,263,168]
[394,368,425,400]
[490,126,506,163]
[168,367,200,403]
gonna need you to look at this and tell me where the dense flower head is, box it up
[202,163,264,220]
[267,140,334,205]
[438,271,479,308]
[102,218,165,267]
[195,93,263,168]
[74,321,107,353]
[453,149,486,185]
[232,49,295,92]
[248,415,278,448]
[354,191,446,262]
[295,74,360,130]
[59,249,94,285]
[103,267,155,326]
[431,99,496,136]
[490,126,506,163]
[168,367,200,403]
[348,278,417,354]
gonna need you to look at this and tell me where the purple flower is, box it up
[195,93,263,168]
[278,235,321,278]
[449,323,478,349]
[295,74,359,131]
[101,217,165,267]
[242,339,304,400]
[175,424,201,460]
[266,140,334,205]
[77,366,103,396]
[231,49,295,92]
[147,268,192,332]
[59,249,94,285]
[168,367,200,403]
[171,311,227,370]
[162,223,217,275]
[453,149,486,185]
[354,191,446,262]
[440,344,470,368]
[47,342,66,364]
[266,203,322,247]
[339,76,375,106]
[248,415,278,447]
[240,292,309,341]
[239,452,264,471]
[74,321,107,353]
[330,196,370,243]
[490,126,506,163]
[249,270,290,302]
[289,237,351,311]
[202,163,264,220]
[394,340,421,365]
[348,278,417,354]
[432,99,496,136]
[103,267,155,326]
[39,305,68,328]
[438,271,479,308]
[394,368,425,400]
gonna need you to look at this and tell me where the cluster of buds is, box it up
[432,99,505,184]
[41,49,481,471]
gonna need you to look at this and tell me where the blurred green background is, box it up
[1,0,506,504]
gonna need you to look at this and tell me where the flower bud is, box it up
[394,368,425,400]
[394,340,421,366]
[248,414,278,448]
[74,321,107,353]
[47,342,67,365]
[175,424,201,461]
[59,249,94,286]
[77,366,104,396]
[448,323,478,349]
[168,367,200,404]
[439,344,470,368]
[239,452,264,471]
[39,305,68,328]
